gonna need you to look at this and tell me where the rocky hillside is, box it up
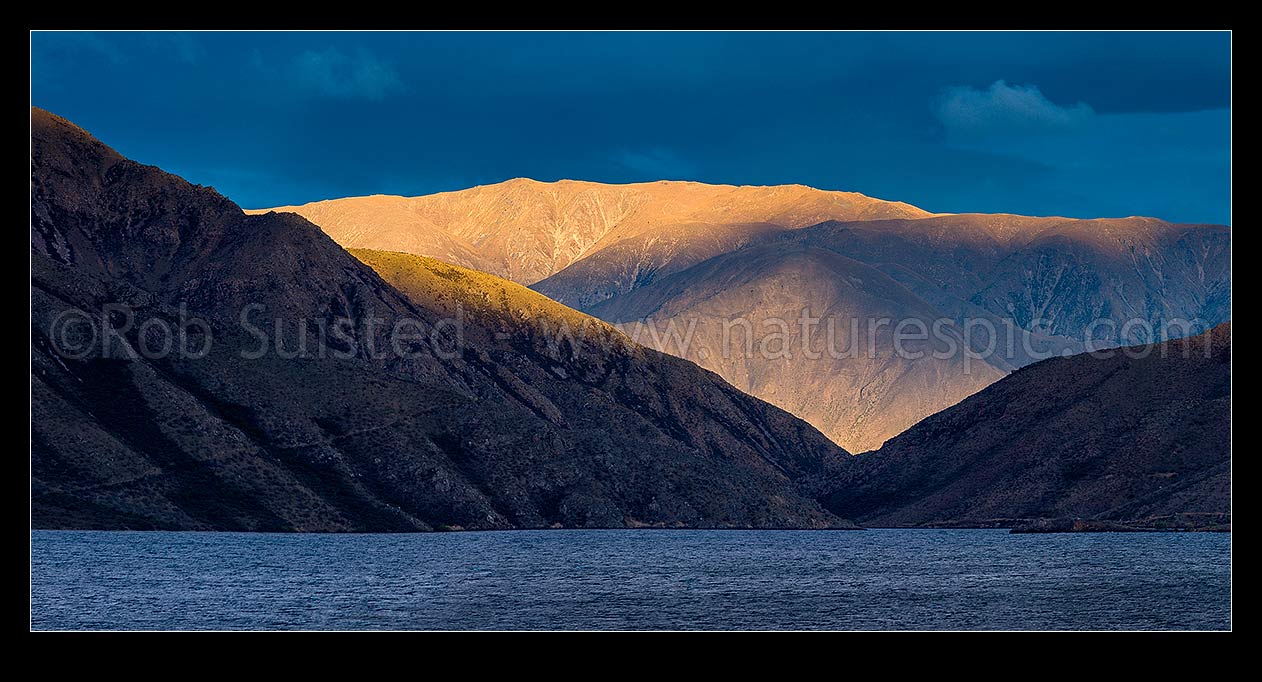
[570,214,1230,451]
[253,162,1228,455]
[532,221,794,311]
[817,324,1231,529]
[588,241,1005,453]
[250,179,929,285]
[30,107,855,532]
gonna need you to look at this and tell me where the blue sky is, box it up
[31,31,1231,224]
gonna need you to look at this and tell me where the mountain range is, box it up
[31,108,853,531]
[260,183,1230,452]
[251,180,928,286]
[30,107,1231,532]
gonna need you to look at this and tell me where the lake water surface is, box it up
[30,529,1231,630]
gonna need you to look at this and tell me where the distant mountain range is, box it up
[259,182,1230,452]
[249,179,929,286]
[30,108,1231,532]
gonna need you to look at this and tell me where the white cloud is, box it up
[934,80,1093,138]
[293,48,405,100]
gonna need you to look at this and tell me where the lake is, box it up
[30,529,1231,630]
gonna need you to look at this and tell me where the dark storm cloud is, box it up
[30,31,1231,224]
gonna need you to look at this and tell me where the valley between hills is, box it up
[31,107,1231,532]
[253,177,1230,454]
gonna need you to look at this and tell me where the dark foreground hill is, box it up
[817,325,1231,530]
[30,107,855,531]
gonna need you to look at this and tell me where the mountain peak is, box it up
[255,178,931,285]
[31,106,126,182]
[32,107,109,147]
